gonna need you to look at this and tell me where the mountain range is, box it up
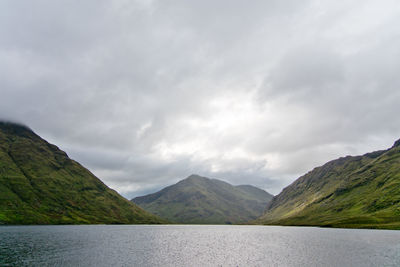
[132,175,273,224]
[257,139,400,229]
[1,121,399,229]
[0,122,163,224]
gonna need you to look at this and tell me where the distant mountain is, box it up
[132,175,273,224]
[0,122,163,224]
[257,139,400,229]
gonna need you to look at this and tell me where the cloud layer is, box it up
[1,0,400,197]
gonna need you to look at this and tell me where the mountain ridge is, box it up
[0,121,164,224]
[257,139,400,229]
[132,174,273,224]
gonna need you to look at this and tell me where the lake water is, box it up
[0,225,399,266]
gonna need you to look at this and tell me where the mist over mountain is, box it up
[2,1,400,199]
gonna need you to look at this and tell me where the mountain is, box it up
[132,174,273,224]
[0,121,163,224]
[257,140,400,229]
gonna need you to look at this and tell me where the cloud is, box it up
[1,0,400,197]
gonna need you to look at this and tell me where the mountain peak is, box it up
[184,174,209,181]
[0,122,163,224]
[393,138,400,148]
[0,121,34,137]
[133,176,273,224]
[187,174,202,179]
[259,138,400,229]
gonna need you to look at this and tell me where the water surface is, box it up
[1,225,399,266]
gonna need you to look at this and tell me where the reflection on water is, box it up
[1,225,399,266]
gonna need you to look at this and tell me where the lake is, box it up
[0,225,399,266]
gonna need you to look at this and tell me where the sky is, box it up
[1,0,400,198]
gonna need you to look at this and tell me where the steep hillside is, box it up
[258,140,400,229]
[132,175,273,224]
[0,122,163,224]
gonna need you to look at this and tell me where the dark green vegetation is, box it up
[258,140,400,229]
[0,122,163,224]
[132,175,273,224]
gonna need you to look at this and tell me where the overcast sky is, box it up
[1,0,400,198]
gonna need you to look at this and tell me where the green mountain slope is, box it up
[257,140,400,229]
[0,122,163,224]
[132,174,273,224]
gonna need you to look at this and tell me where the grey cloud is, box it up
[1,0,400,198]
[264,44,345,99]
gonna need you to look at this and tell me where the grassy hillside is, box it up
[0,122,163,224]
[257,140,400,229]
[132,175,273,224]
